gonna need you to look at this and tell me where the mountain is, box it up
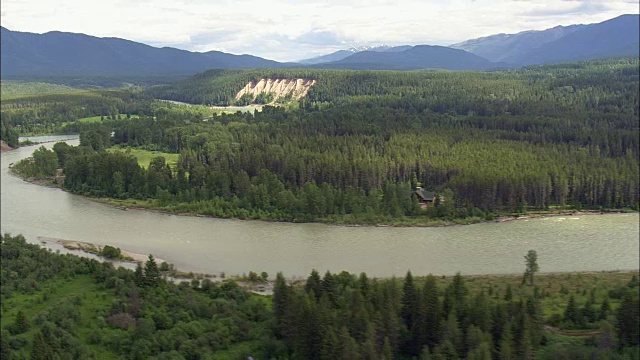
[297,45,413,64]
[297,50,357,65]
[0,27,286,77]
[313,45,502,70]
[450,24,586,63]
[451,14,639,65]
[509,14,639,65]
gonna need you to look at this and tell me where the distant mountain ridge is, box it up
[1,14,638,78]
[298,45,413,64]
[312,45,503,70]
[450,24,586,62]
[508,14,639,65]
[451,14,639,65]
[0,27,287,77]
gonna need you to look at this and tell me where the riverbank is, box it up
[90,196,637,228]
[38,236,163,263]
[10,166,638,228]
[33,234,640,299]
[36,235,280,294]
[0,140,13,152]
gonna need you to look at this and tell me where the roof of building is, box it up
[415,188,436,201]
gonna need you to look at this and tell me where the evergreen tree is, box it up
[401,271,420,355]
[523,250,539,286]
[30,330,53,360]
[616,291,640,346]
[273,272,289,337]
[144,254,160,287]
[134,262,145,287]
[320,327,339,360]
[504,284,513,301]
[564,295,579,325]
[12,310,30,335]
[599,298,610,320]
[381,337,394,360]
[305,269,322,301]
[418,274,441,350]
[498,324,516,360]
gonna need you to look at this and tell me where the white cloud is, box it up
[1,0,638,61]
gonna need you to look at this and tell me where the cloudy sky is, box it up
[1,0,638,62]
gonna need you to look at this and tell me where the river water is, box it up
[2,135,638,278]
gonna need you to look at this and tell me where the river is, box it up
[2,135,638,278]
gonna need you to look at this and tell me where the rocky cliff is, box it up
[234,78,316,104]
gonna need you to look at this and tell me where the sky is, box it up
[1,0,638,62]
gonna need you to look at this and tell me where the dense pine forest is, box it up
[1,234,639,359]
[9,58,639,224]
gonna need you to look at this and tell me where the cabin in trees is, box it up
[414,187,437,209]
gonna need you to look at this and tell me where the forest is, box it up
[10,58,640,224]
[1,233,638,359]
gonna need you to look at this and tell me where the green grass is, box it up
[438,271,636,325]
[107,146,179,169]
[0,80,79,100]
[77,114,139,123]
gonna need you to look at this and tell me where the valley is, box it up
[1,9,639,359]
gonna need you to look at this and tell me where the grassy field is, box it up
[77,114,139,123]
[438,270,637,329]
[0,80,79,99]
[107,146,179,169]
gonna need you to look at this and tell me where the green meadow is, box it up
[107,146,179,169]
[77,114,139,123]
[0,81,79,100]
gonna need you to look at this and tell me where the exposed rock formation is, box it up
[234,78,316,104]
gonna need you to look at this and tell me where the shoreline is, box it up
[10,167,637,229]
[90,196,637,228]
[34,235,639,295]
[38,236,165,264]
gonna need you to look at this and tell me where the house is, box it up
[414,187,437,209]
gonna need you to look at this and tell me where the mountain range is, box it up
[1,14,638,78]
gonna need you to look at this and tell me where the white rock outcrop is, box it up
[234,78,316,103]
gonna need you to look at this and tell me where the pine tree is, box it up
[30,330,53,360]
[134,262,144,287]
[524,250,539,285]
[273,272,289,337]
[616,291,640,346]
[381,337,394,360]
[498,324,515,360]
[144,255,160,287]
[13,310,29,335]
[320,327,339,360]
[564,295,578,324]
[305,269,321,301]
[504,284,513,301]
[440,313,462,358]
[401,271,420,355]
[419,274,441,350]
[599,298,610,320]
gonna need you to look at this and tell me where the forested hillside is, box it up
[11,58,636,225]
[1,234,638,359]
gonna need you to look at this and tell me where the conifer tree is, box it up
[564,295,579,324]
[144,254,160,287]
[134,262,144,287]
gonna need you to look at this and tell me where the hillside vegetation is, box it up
[11,58,637,225]
[1,234,638,359]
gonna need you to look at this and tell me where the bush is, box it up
[102,245,121,259]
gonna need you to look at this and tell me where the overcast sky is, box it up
[1,0,638,62]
